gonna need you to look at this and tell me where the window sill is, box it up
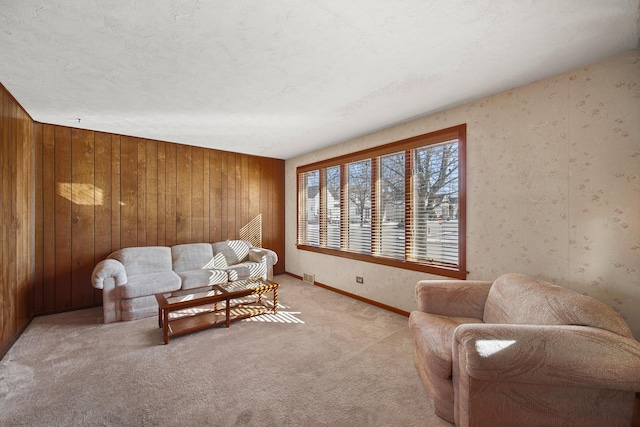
[297,244,468,279]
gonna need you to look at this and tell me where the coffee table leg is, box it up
[158,306,162,328]
[225,298,231,327]
[273,288,278,315]
[163,309,169,345]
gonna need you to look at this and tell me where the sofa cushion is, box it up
[226,261,267,281]
[178,269,229,290]
[120,295,158,321]
[109,246,173,276]
[212,240,251,267]
[409,311,482,379]
[171,243,215,273]
[483,273,634,337]
[225,263,252,282]
[118,271,181,299]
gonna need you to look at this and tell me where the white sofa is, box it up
[91,240,278,323]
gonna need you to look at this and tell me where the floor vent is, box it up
[303,273,315,284]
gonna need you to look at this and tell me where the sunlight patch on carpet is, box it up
[240,300,304,324]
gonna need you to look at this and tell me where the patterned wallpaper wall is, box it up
[464,49,639,334]
[286,49,640,338]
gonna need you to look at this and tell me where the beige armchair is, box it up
[408,273,640,427]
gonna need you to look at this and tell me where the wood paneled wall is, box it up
[1,80,285,354]
[0,84,35,357]
[33,124,285,314]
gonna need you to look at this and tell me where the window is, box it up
[347,159,372,253]
[297,124,466,279]
[379,152,405,259]
[300,170,319,245]
[325,166,341,249]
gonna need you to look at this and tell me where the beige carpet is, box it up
[0,274,451,427]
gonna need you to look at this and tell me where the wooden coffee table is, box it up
[155,278,279,344]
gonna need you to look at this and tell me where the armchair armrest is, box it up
[454,323,640,391]
[91,259,127,289]
[416,280,492,319]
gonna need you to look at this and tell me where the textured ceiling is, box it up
[1,1,639,159]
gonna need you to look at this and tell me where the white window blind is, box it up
[379,152,405,259]
[410,141,459,266]
[346,159,371,254]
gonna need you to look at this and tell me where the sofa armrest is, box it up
[91,259,127,323]
[416,280,492,318]
[248,247,278,266]
[453,323,640,391]
[91,259,127,289]
[248,247,278,280]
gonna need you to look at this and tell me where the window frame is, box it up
[297,124,467,279]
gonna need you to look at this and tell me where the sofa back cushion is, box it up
[171,243,215,273]
[108,246,172,276]
[483,273,633,338]
[212,240,251,267]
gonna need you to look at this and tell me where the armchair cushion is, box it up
[454,323,640,389]
[483,273,634,337]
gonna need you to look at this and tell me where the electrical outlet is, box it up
[356,276,364,284]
